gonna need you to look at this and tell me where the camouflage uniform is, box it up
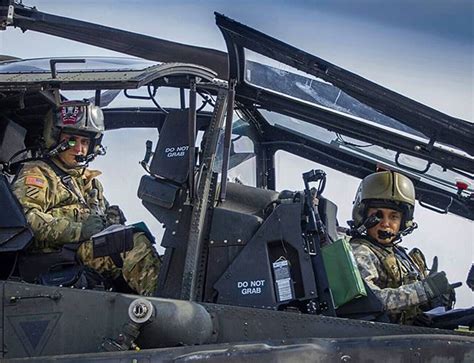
[351,237,429,324]
[12,158,160,296]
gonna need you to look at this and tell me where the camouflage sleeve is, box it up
[12,164,82,247]
[352,243,428,313]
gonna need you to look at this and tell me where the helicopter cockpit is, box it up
[1,12,473,304]
[0,3,473,360]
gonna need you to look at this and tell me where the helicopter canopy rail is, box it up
[0,1,229,79]
[0,58,217,91]
[215,13,474,157]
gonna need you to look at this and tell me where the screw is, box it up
[133,302,149,319]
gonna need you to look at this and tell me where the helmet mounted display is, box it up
[352,171,416,232]
[43,101,105,160]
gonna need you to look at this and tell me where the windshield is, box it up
[246,56,421,136]
[244,51,470,158]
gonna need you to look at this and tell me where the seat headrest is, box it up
[0,119,27,164]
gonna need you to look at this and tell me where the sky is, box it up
[1,0,472,307]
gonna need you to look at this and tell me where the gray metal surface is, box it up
[2,280,472,360]
[5,335,474,362]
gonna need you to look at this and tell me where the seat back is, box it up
[0,118,33,254]
[137,110,196,298]
[318,197,339,243]
[0,173,34,279]
[219,182,279,217]
[0,119,27,165]
[0,174,34,253]
[149,109,191,184]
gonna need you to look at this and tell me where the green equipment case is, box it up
[322,238,367,308]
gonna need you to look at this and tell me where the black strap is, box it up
[394,246,423,278]
[45,159,87,206]
[110,254,124,268]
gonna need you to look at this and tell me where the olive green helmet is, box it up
[43,102,105,157]
[352,171,416,231]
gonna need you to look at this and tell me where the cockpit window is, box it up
[261,109,473,196]
[245,50,423,141]
[241,48,473,163]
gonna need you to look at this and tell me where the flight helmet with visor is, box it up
[43,101,105,159]
[352,170,416,234]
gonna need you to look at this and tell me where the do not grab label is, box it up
[165,145,189,158]
[237,279,266,295]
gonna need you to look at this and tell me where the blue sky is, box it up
[314,0,472,43]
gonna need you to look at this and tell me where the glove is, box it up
[422,271,451,300]
[80,214,105,240]
[105,205,127,227]
[422,271,462,300]
[429,256,438,275]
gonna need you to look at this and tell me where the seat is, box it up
[0,120,34,278]
[0,120,92,287]
[149,109,192,184]
[0,119,34,271]
[0,174,34,254]
[219,182,279,218]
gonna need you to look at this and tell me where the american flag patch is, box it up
[25,176,46,188]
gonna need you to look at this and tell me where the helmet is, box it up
[43,101,105,157]
[352,171,416,231]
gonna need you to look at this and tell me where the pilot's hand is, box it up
[80,214,105,240]
[105,205,127,226]
[422,271,462,300]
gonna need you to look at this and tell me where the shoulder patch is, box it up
[25,176,46,188]
[25,186,42,199]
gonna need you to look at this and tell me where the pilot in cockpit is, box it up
[349,171,461,324]
[12,102,161,296]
